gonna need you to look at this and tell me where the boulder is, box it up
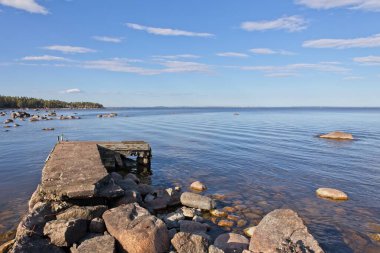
[171,232,209,253]
[103,203,169,253]
[214,233,249,253]
[10,236,65,253]
[89,218,106,233]
[125,173,140,184]
[43,219,88,247]
[249,209,324,253]
[56,205,107,220]
[316,188,348,201]
[180,192,215,210]
[116,178,139,192]
[137,184,154,196]
[190,181,207,191]
[179,220,208,234]
[96,178,125,198]
[112,190,142,206]
[319,131,353,140]
[70,234,115,253]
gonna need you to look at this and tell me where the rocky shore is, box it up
[1,169,325,253]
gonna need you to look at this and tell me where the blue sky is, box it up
[0,0,379,107]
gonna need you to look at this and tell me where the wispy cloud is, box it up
[241,16,307,32]
[21,55,68,61]
[343,76,365,80]
[44,45,96,54]
[125,23,214,37]
[303,34,380,49]
[216,52,249,58]
[240,62,349,76]
[62,88,82,94]
[93,36,122,43]
[152,54,201,60]
[295,0,380,12]
[353,55,380,65]
[159,61,211,73]
[0,0,48,14]
[249,48,295,55]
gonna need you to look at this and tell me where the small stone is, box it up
[316,188,348,201]
[234,205,247,211]
[243,226,256,237]
[237,219,247,227]
[180,192,215,210]
[190,181,207,191]
[214,233,249,253]
[211,209,228,218]
[181,207,197,218]
[369,233,380,242]
[223,206,236,213]
[218,220,234,227]
[227,214,239,221]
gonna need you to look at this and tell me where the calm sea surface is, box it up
[0,108,379,252]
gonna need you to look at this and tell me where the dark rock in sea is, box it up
[180,192,215,210]
[70,234,115,253]
[171,232,209,253]
[319,131,353,140]
[43,219,88,247]
[102,203,169,253]
[214,233,249,253]
[248,209,324,253]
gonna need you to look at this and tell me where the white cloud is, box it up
[93,36,122,43]
[125,23,214,37]
[241,62,349,76]
[216,52,249,58]
[153,54,201,59]
[353,55,380,64]
[159,61,211,73]
[62,88,82,94]
[303,34,380,49]
[0,0,48,14]
[249,48,295,55]
[21,55,68,61]
[241,16,307,32]
[295,0,380,11]
[44,45,96,54]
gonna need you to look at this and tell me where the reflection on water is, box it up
[0,108,380,252]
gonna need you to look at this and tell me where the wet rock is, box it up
[116,178,139,192]
[137,183,154,196]
[179,220,208,234]
[316,188,348,201]
[243,227,256,237]
[369,233,380,242]
[56,205,107,220]
[210,209,228,218]
[227,214,240,221]
[218,220,234,227]
[89,218,106,233]
[10,236,65,253]
[171,232,209,253]
[249,209,324,253]
[190,181,207,191]
[70,234,115,253]
[43,219,87,247]
[319,131,353,140]
[125,173,140,184]
[223,206,237,213]
[214,233,249,253]
[103,203,169,253]
[180,192,215,210]
[209,245,225,253]
[3,119,13,124]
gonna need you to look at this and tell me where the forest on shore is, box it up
[0,95,103,109]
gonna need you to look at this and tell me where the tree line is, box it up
[0,95,103,109]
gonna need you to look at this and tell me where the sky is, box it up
[0,0,380,107]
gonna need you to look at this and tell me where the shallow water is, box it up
[0,108,379,252]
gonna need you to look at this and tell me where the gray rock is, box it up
[125,173,140,184]
[96,178,125,198]
[214,233,249,253]
[10,236,65,253]
[180,192,215,210]
[112,190,142,206]
[249,209,324,253]
[179,220,208,234]
[70,234,115,253]
[116,178,139,192]
[103,203,169,253]
[43,219,88,247]
[137,183,154,196]
[89,218,106,233]
[144,193,155,202]
[171,232,209,253]
[165,187,182,206]
[110,172,123,181]
[56,205,107,220]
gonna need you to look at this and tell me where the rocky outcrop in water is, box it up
[319,131,353,140]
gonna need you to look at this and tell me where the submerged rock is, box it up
[103,203,169,253]
[249,209,324,253]
[180,192,215,210]
[171,232,209,253]
[316,188,348,201]
[210,209,228,218]
[190,181,207,191]
[214,233,249,253]
[319,131,353,140]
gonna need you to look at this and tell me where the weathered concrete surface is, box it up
[41,142,109,200]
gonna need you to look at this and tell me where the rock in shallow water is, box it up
[102,203,169,253]
[180,192,215,210]
[319,131,353,140]
[190,181,207,191]
[249,209,324,253]
[316,188,348,201]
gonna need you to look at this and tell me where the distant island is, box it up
[0,95,103,109]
